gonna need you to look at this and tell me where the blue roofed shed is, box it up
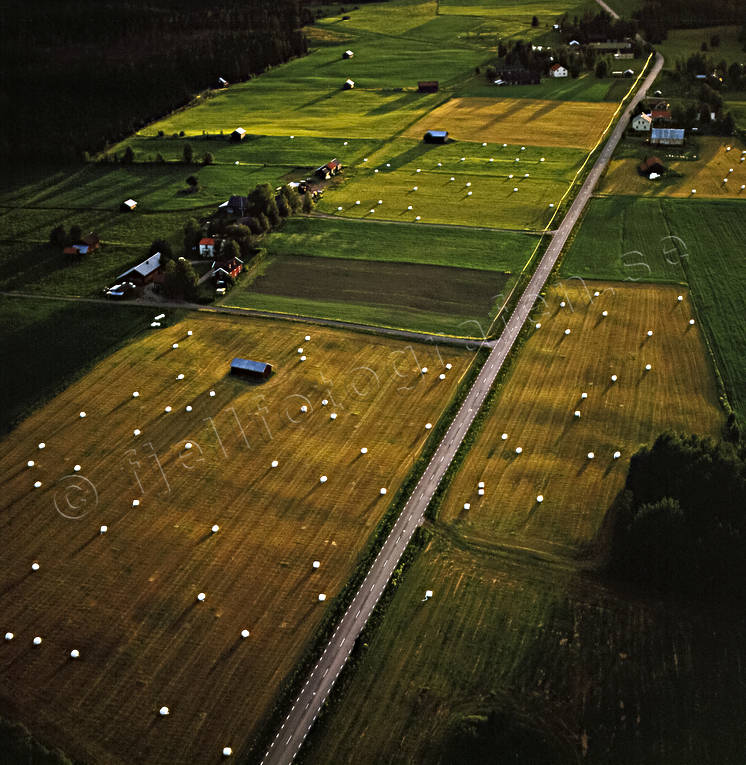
[230,357,273,379]
[423,130,448,143]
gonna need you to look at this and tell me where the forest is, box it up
[637,0,745,42]
[0,0,308,163]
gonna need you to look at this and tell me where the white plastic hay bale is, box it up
[34,481,42,489]
[318,593,326,602]
[503,143,507,147]
[726,145,731,151]
[355,200,361,205]
[610,374,618,383]
[241,629,250,638]
[100,525,108,534]
[4,633,13,641]
[369,209,375,214]
[463,502,470,510]
[386,163,391,167]
[574,410,581,418]
[482,142,487,147]
[515,447,523,454]
[79,411,86,418]
[587,452,595,460]
[330,412,337,420]
[602,310,608,317]
[741,185,746,190]
[549,203,554,208]
[27,460,34,468]
[645,363,652,371]
[321,399,329,406]
[33,636,42,646]
[564,328,571,335]
[197,592,206,602]
[337,206,343,211]
[312,560,321,569]
[132,391,140,398]
[271,459,279,468]
[450,177,455,182]
[297,347,304,354]
[415,215,421,221]
[38,442,45,450]
[159,707,170,717]
[467,191,472,196]
[647,330,653,337]
[184,442,192,450]
[164,406,172,413]
[133,429,141,436]
[524,173,529,178]
[581,392,588,399]
[439,373,446,380]
[689,319,695,325]
[407,205,413,211]
[320,475,328,484]
[677,295,683,302]
[501,432,508,440]
[344,141,348,146]
[613,451,621,459]
[489,158,494,162]
[421,367,428,374]
[535,322,541,329]
[729,167,734,173]
[172,343,179,349]
[177,373,185,380]
[380,487,387,495]
[73,464,81,472]
[187,330,193,336]
[478,488,485,496]
[540,157,545,162]
[31,562,40,571]
[446,363,452,370]
[305,335,311,341]
[211,524,219,534]
[374,169,379,173]
[513,187,519,192]
[413,186,418,191]
[691,189,696,194]
[300,356,307,362]
[560,301,566,308]
[223,747,233,757]
[378,200,383,205]
[521,146,526,151]
[478,481,485,489]
[70,649,80,659]
[536,495,544,503]
[132,499,140,507]
[508,174,513,179]
[300,405,308,413]
[186,405,192,412]
[425,589,433,598]
[460,157,465,161]
[593,291,600,297]
[425,423,432,430]
[437,162,442,167]
[360,447,368,454]
[466,182,472,187]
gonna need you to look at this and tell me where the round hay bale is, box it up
[31,562,40,571]
[241,629,250,639]
[159,707,169,716]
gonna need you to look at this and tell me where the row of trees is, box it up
[558,10,638,46]
[0,0,307,163]
[637,0,744,42]
[608,431,746,602]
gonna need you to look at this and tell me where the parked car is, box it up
[105,281,136,299]
[215,279,227,296]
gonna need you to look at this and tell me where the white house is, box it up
[550,64,568,78]
[199,237,216,257]
[631,113,652,132]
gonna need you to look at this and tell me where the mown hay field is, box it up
[299,533,746,765]
[404,97,618,149]
[600,137,746,199]
[0,313,473,765]
[439,281,722,555]
[226,255,512,336]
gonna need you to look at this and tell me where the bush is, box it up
[202,151,214,165]
[49,225,66,247]
[182,143,193,163]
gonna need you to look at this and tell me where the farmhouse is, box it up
[199,238,216,257]
[115,252,163,286]
[631,113,652,132]
[550,64,568,78]
[120,198,137,212]
[423,129,448,143]
[651,127,685,146]
[315,159,341,180]
[212,256,243,280]
[418,81,439,93]
[494,68,540,85]
[343,78,355,89]
[230,127,247,141]
[651,109,672,122]
[230,357,272,380]
[227,195,250,215]
[343,50,354,59]
[638,156,666,178]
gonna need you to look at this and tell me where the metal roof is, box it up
[231,358,271,374]
[425,130,448,138]
[116,252,162,281]
[651,128,685,140]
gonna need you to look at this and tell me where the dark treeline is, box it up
[637,0,745,42]
[0,1,307,163]
[609,431,746,602]
[558,10,638,45]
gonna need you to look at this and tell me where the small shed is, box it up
[638,156,666,177]
[550,64,568,78]
[651,127,685,146]
[343,79,355,89]
[81,233,100,251]
[343,50,354,59]
[423,129,448,144]
[623,68,635,77]
[218,77,229,88]
[631,113,652,132]
[569,39,580,46]
[230,357,272,380]
[121,198,137,212]
[199,238,216,257]
[418,81,439,93]
[230,127,247,142]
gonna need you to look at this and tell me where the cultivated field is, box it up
[266,216,539,272]
[600,136,746,199]
[404,97,618,149]
[655,25,745,67]
[226,254,511,335]
[0,313,473,764]
[438,281,723,555]
[456,71,623,101]
[299,534,746,765]
[438,0,597,18]
[562,197,746,424]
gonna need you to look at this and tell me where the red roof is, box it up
[199,238,215,246]
[652,110,671,119]
[550,63,563,71]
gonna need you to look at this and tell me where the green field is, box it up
[438,0,597,19]
[562,197,746,424]
[457,71,617,101]
[0,296,166,433]
[656,25,746,68]
[266,216,538,271]
[225,254,511,335]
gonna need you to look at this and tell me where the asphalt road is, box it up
[260,52,664,765]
